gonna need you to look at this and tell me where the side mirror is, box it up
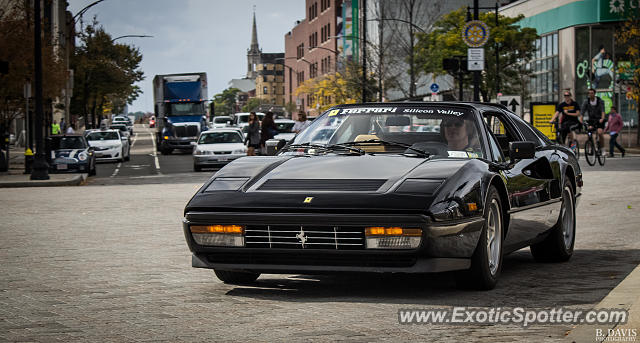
[509,141,536,160]
[265,139,286,156]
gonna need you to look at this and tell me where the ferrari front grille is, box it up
[258,179,386,191]
[245,225,365,250]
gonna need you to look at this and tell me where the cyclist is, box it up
[581,88,606,153]
[550,91,581,149]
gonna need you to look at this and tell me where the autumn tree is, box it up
[0,0,67,130]
[616,6,640,144]
[70,19,144,128]
[415,7,538,102]
[295,61,377,112]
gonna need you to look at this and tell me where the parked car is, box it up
[192,128,247,171]
[112,116,133,135]
[85,129,130,162]
[212,116,233,128]
[183,102,582,290]
[273,118,296,141]
[48,134,96,176]
[110,124,131,143]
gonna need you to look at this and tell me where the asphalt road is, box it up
[1,125,640,341]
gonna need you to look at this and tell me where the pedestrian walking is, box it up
[292,112,311,134]
[51,120,61,135]
[260,111,277,154]
[99,116,109,130]
[604,106,625,157]
[65,123,76,135]
[59,117,66,133]
[245,112,261,156]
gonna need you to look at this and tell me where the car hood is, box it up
[52,148,87,160]
[196,143,245,151]
[186,155,475,213]
[87,140,121,147]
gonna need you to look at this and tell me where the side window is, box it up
[486,130,506,163]
[483,112,521,162]
[510,114,543,146]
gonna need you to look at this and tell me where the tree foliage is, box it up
[242,97,266,112]
[295,61,376,112]
[70,19,144,127]
[0,0,67,128]
[616,6,640,143]
[415,7,538,101]
[212,87,240,115]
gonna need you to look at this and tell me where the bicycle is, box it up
[551,120,580,159]
[583,123,605,166]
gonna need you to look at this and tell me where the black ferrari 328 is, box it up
[183,102,582,290]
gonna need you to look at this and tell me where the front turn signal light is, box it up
[365,227,422,249]
[190,225,245,247]
[190,225,244,234]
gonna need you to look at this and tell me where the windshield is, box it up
[214,117,232,124]
[110,125,127,132]
[275,122,295,133]
[236,113,264,124]
[198,132,243,144]
[292,106,485,158]
[51,137,86,149]
[167,102,204,115]
[87,131,119,141]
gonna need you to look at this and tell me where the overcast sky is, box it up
[68,0,305,113]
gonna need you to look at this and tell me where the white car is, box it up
[211,116,233,128]
[232,112,265,137]
[112,116,133,134]
[192,128,247,171]
[85,129,130,162]
[273,118,296,142]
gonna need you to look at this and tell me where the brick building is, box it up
[284,0,340,117]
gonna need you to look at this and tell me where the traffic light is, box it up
[443,58,459,72]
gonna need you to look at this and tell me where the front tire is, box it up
[456,186,504,290]
[584,139,596,166]
[530,177,575,262]
[214,270,260,284]
[193,163,202,172]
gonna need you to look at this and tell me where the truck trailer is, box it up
[153,73,208,155]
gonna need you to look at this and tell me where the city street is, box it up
[1,124,639,341]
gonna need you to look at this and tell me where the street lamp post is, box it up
[30,0,48,180]
[111,35,153,42]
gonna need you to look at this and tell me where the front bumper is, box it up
[163,138,196,150]
[183,211,483,274]
[49,161,90,173]
[193,154,244,166]
[93,147,121,160]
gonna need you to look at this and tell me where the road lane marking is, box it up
[150,130,162,175]
[130,133,138,149]
[110,162,121,178]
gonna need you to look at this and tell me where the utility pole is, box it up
[495,2,500,96]
[473,0,480,102]
[361,0,367,103]
[31,0,49,180]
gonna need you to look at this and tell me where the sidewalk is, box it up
[565,264,640,342]
[0,148,86,188]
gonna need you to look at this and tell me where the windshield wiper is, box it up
[339,139,431,158]
[284,143,365,155]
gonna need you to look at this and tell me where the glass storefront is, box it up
[530,32,559,105]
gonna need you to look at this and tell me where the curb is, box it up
[566,263,640,342]
[0,173,87,188]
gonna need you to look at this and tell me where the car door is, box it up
[483,111,556,252]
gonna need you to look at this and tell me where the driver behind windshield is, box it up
[441,117,480,152]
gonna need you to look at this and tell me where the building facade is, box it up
[284,0,340,116]
[500,0,638,123]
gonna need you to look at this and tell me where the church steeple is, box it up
[246,7,261,80]
[250,10,259,52]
